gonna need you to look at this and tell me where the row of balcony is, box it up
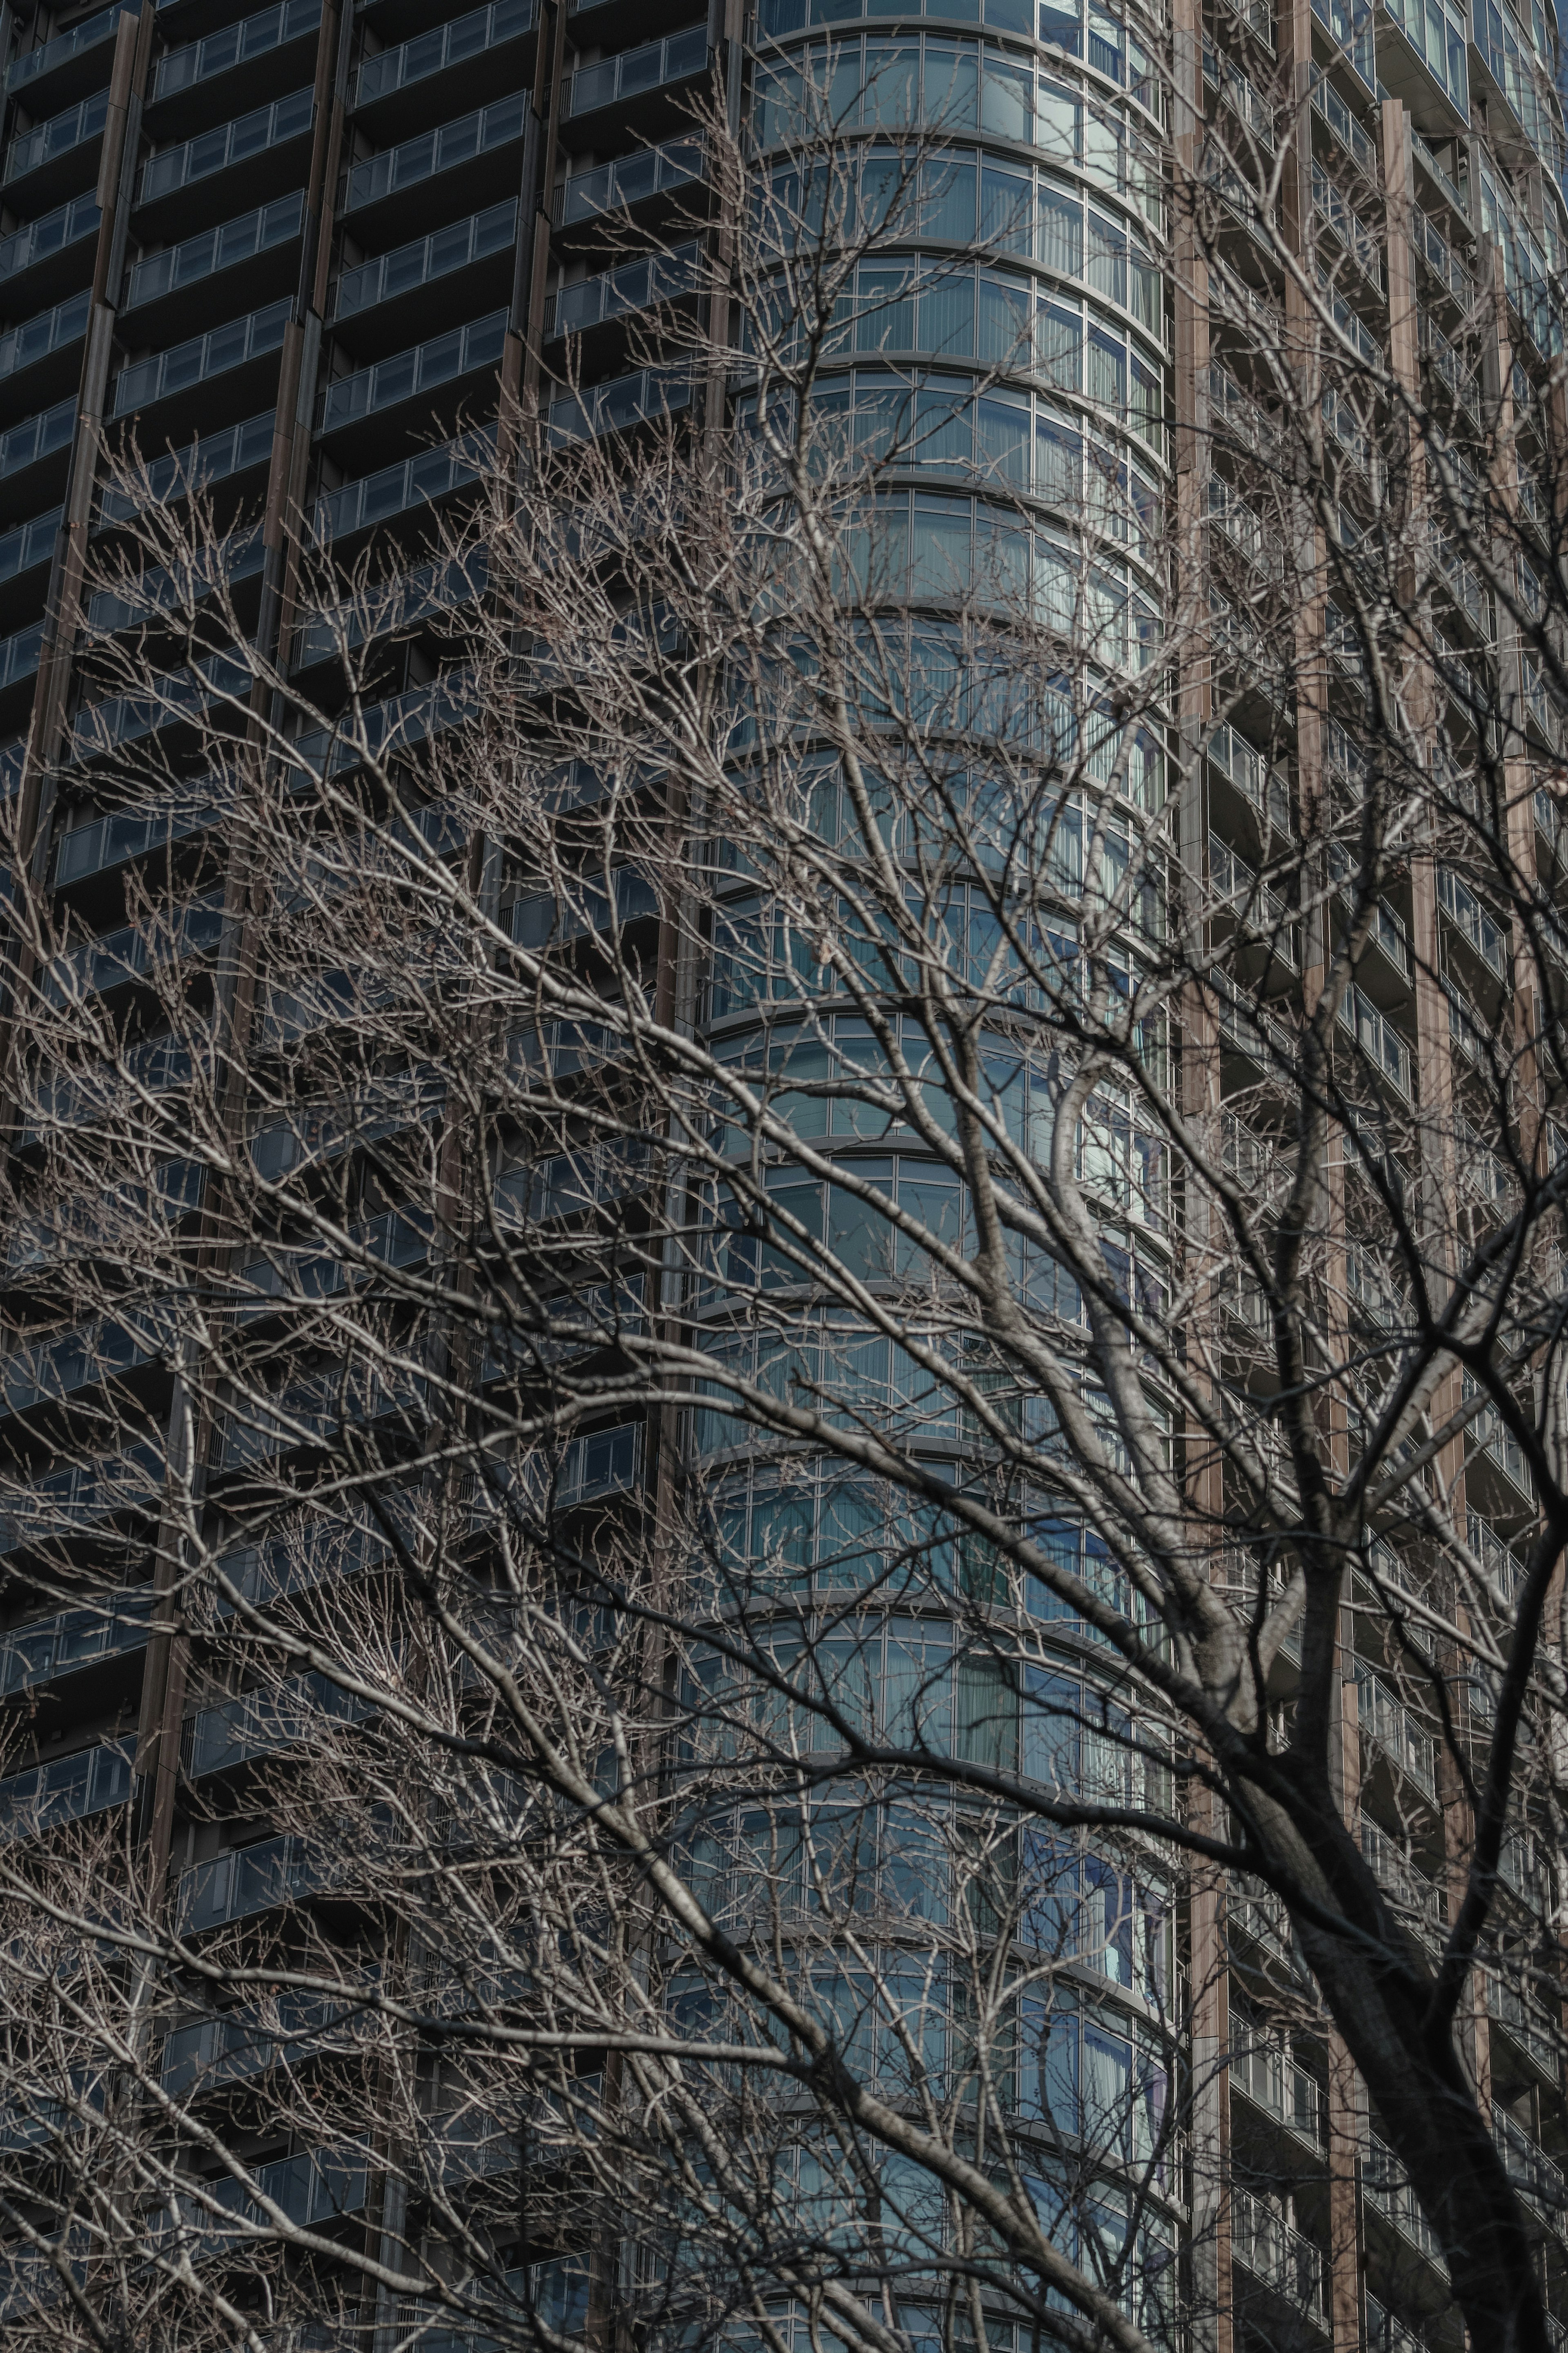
[155,0,320,102]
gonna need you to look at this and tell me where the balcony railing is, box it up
[1312,160,1381,285]
[551,237,702,336]
[0,618,43,693]
[112,296,290,415]
[1493,2103,1566,2216]
[1207,360,1277,456]
[155,0,320,98]
[126,191,303,310]
[555,136,703,226]
[0,503,60,587]
[0,1441,163,1557]
[1205,720,1290,830]
[288,665,481,778]
[1309,66,1376,172]
[0,287,88,383]
[1437,864,1506,973]
[1354,1663,1437,1798]
[564,23,707,116]
[0,1598,152,1697]
[1420,306,1478,417]
[318,308,505,431]
[353,0,533,104]
[9,2,129,91]
[1461,1371,1534,1499]
[185,1668,380,1777]
[71,642,255,758]
[0,1742,132,1841]
[53,779,232,885]
[138,86,313,204]
[1232,2188,1326,2321]
[1232,2033,1325,2143]
[1365,2130,1448,2270]
[546,360,693,442]
[1487,1973,1560,2078]
[336,196,516,322]
[314,427,492,541]
[4,87,108,183]
[177,1831,322,1930]
[343,88,526,211]
[1359,1816,1446,1941]
[1412,203,1474,306]
[41,888,226,1004]
[97,407,275,523]
[0,187,98,277]
[1337,985,1413,1100]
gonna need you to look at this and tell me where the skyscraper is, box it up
[0,0,1565,2342]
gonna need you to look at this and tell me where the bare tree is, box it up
[0,37,1566,2353]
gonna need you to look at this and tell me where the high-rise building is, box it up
[0,0,1564,2342]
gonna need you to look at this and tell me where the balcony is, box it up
[317,308,505,432]
[1359,1817,1446,1943]
[1207,360,1277,457]
[1488,1973,1560,2079]
[125,191,304,312]
[353,0,533,106]
[154,0,321,100]
[546,359,693,442]
[0,1595,152,1696]
[292,547,486,667]
[313,426,493,540]
[41,888,226,1004]
[0,618,43,694]
[1412,204,1474,306]
[1364,2129,1448,2270]
[288,665,481,779]
[53,779,232,885]
[9,2,128,94]
[71,641,255,758]
[1314,0,1376,77]
[1420,306,1478,417]
[564,24,707,118]
[1492,2103,1565,2217]
[343,89,526,212]
[1231,2032,1325,2145]
[1209,830,1295,961]
[0,287,88,385]
[0,393,74,484]
[185,1667,380,1778]
[511,1420,644,1510]
[511,869,659,952]
[162,2144,368,2239]
[550,237,702,337]
[1309,66,1376,170]
[0,1296,176,1422]
[86,526,264,633]
[97,406,275,522]
[0,1460,114,1586]
[555,136,703,227]
[1312,160,1382,287]
[1461,1371,1535,1500]
[335,196,517,323]
[4,87,108,185]
[111,296,290,416]
[1354,1662,1437,1799]
[177,1830,323,1930]
[137,87,313,205]
[0,1741,132,1841]
[1437,864,1506,974]
[0,503,60,586]
[1232,2187,1327,2326]
[0,187,98,279]
[1337,984,1414,1100]
[161,1983,378,2098]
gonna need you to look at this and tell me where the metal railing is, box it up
[9,2,129,91]
[1364,2130,1448,2271]
[126,192,303,311]
[1412,203,1474,307]
[138,86,312,203]
[555,136,703,225]
[4,87,108,183]
[154,0,319,98]
[1359,1816,1446,1940]
[565,23,707,116]
[318,309,506,432]
[552,237,702,336]
[354,0,532,103]
[1232,2188,1326,2321]
[0,187,98,277]
[335,196,516,321]
[1354,1662,1436,1797]
[343,88,525,209]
